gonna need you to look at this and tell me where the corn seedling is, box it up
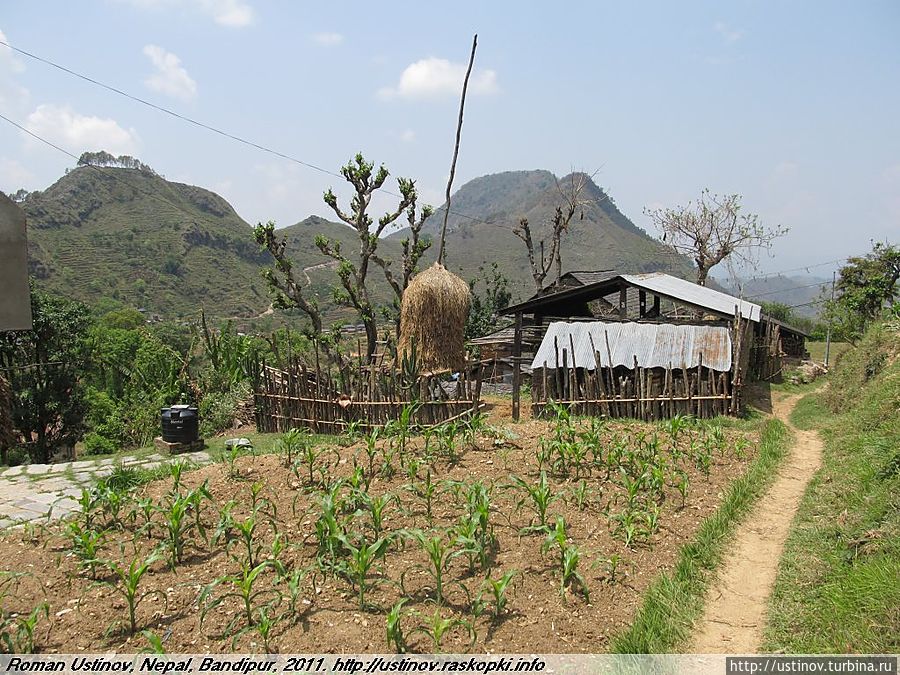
[101,549,166,634]
[560,544,590,602]
[404,530,471,606]
[0,602,48,654]
[364,492,395,539]
[200,561,281,642]
[406,467,438,523]
[65,522,106,579]
[483,570,517,621]
[336,532,390,609]
[509,471,557,534]
[254,606,278,654]
[410,608,476,653]
[275,428,307,468]
[385,598,409,653]
[139,630,166,654]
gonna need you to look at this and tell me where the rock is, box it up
[224,438,253,450]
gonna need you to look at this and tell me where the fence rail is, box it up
[254,360,483,434]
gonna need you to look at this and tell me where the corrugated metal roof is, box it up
[620,273,761,322]
[565,270,620,286]
[531,321,733,372]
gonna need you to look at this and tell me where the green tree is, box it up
[466,263,511,340]
[824,242,900,342]
[0,288,90,463]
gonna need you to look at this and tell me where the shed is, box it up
[530,321,736,420]
[488,270,807,419]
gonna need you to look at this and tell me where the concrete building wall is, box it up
[0,193,33,331]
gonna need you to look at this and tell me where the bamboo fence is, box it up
[530,334,736,421]
[254,359,484,434]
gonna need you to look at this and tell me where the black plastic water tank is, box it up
[161,405,199,443]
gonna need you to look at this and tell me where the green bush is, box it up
[199,381,252,438]
[82,432,119,456]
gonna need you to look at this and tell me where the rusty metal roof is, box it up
[531,321,733,372]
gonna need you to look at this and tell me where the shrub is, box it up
[82,432,118,456]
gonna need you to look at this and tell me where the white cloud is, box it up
[0,28,30,115]
[772,161,799,181]
[312,32,344,47]
[116,0,254,27]
[197,0,254,27]
[713,21,744,44]
[24,104,139,156]
[400,129,415,143]
[0,157,35,189]
[0,28,25,73]
[143,45,197,100]
[378,57,498,100]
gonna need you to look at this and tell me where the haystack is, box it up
[399,262,471,372]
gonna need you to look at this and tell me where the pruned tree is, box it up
[372,201,433,334]
[254,221,325,337]
[316,154,427,362]
[513,171,593,292]
[645,189,787,286]
[255,154,431,365]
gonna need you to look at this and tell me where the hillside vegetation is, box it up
[395,170,694,300]
[765,320,900,652]
[21,162,692,321]
[23,166,271,319]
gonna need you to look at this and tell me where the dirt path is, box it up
[691,391,823,653]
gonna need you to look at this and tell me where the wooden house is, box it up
[487,270,808,419]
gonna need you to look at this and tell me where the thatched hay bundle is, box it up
[399,263,471,372]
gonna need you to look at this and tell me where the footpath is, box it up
[0,450,212,528]
[691,391,824,652]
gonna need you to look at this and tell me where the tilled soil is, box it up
[1,412,757,654]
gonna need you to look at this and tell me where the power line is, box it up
[746,280,833,299]
[2,39,866,278]
[0,38,517,235]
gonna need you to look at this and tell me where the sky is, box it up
[1,0,898,276]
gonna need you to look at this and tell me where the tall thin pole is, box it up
[824,270,836,367]
[437,34,477,266]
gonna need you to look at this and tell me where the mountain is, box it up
[726,275,830,318]
[22,165,270,319]
[393,170,693,302]
[19,163,692,321]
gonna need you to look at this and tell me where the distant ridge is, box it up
[19,162,692,319]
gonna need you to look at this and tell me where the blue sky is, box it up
[1,0,898,275]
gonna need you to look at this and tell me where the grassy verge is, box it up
[764,325,899,653]
[611,417,791,653]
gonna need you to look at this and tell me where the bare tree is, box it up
[316,153,425,362]
[645,189,787,286]
[513,171,593,292]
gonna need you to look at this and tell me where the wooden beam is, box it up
[639,289,647,317]
[619,283,627,319]
[511,311,523,421]
[652,294,660,317]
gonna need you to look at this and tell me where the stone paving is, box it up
[0,450,212,529]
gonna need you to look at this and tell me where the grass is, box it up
[806,340,851,366]
[611,417,791,653]
[764,324,900,653]
[788,392,828,431]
